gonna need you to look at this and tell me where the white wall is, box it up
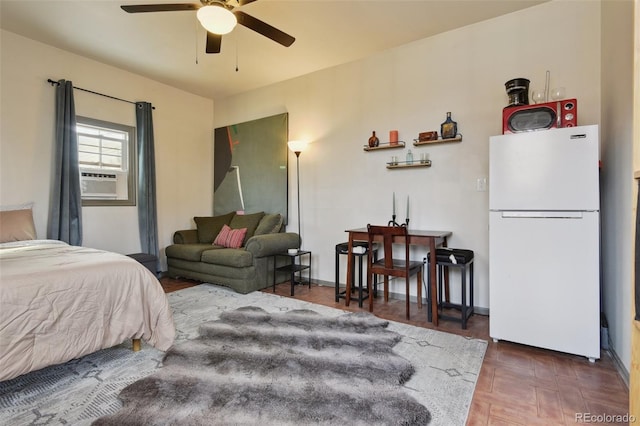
[215,1,602,313]
[2,0,633,376]
[600,0,635,375]
[0,30,215,268]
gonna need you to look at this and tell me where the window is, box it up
[77,116,136,206]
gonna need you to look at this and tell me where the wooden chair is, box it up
[366,224,424,320]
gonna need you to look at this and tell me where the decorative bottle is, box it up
[440,112,458,140]
[406,149,414,164]
[368,131,380,148]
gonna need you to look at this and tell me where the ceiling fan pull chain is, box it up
[195,18,200,65]
[235,39,239,72]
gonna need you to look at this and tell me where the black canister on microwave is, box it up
[504,78,530,106]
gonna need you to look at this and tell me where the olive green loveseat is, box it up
[165,211,300,294]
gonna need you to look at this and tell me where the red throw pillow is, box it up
[213,224,247,249]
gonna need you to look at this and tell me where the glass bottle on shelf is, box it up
[440,112,458,140]
[368,131,379,148]
[406,149,414,164]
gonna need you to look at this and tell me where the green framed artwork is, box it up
[213,113,288,221]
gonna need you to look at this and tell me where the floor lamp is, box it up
[287,140,308,246]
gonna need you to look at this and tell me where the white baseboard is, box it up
[606,344,630,389]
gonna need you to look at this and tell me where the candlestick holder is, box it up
[388,215,409,227]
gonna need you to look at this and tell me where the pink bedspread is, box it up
[0,240,175,381]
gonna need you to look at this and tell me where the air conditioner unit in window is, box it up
[80,172,118,198]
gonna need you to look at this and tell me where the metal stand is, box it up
[388,215,409,227]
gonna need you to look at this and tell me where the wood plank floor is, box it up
[160,277,630,425]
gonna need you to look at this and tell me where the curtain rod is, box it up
[47,79,155,109]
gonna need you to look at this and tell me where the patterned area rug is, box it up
[0,284,487,425]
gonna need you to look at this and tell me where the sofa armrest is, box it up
[244,232,300,258]
[173,229,199,244]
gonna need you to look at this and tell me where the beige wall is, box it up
[601,0,635,382]
[216,0,635,374]
[1,0,634,379]
[215,1,601,309]
[0,30,215,268]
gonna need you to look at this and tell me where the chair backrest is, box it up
[367,224,410,275]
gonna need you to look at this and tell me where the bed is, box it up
[0,235,176,382]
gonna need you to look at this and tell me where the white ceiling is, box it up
[0,0,546,100]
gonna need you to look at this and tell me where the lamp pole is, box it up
[287,140,308,248]
[294,150,301,244]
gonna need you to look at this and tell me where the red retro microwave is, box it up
[502,98,577,134]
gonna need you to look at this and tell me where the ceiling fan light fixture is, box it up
[197,5,237,35]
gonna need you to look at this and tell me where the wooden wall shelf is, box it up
[413,135,462,146]
[386,160,432,169]
[363,141,405,151]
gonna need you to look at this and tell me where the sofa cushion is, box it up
[194,212,235,243]
[254,213,284,235]
[165,243,220,262]
[213,224,247,249]
[229,211,265,245]
[201,247,254,268]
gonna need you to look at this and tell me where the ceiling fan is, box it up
[120,0,295,54]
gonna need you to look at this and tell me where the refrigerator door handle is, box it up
[500,211,584,219]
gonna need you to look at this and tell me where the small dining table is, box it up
[344,227,452,326]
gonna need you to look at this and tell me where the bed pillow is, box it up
[0,207,37,243]
[213,224,247,249]
[194,212,235,244]
[229,211,265,245]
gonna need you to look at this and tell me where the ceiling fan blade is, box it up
[120,3,199,13]
[206,32,222,54]
[238,0,258,5]
[234,11,295,47]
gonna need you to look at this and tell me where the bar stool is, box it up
[426,248,474,329]
[335,242,378,307]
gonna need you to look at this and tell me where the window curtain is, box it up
[136,102,159,262]
[47,79,83,245]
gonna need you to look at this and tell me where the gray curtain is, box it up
[136,102,159,261]
[47,79,83,245]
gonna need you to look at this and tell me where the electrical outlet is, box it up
[476,177,487,192]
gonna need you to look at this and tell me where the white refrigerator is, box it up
[489,125,600,361]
